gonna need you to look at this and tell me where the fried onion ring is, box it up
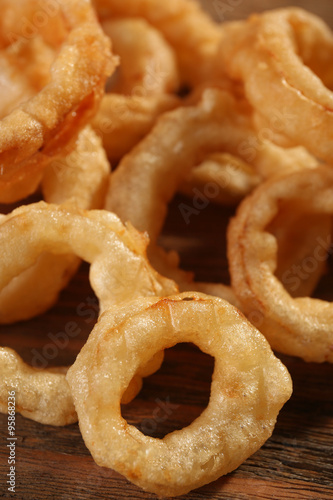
[93,0,222,86]
[94,93,178,162]
[102,18,178,96]
[0,202,177,424]
[0,126,110,324]
[0,0,114,203]
[218,8,333,162]
[92,17,179,161]
[67,292,292,497]
[228,165,333,363]
[105,88,318,303]
[179,152,261,206]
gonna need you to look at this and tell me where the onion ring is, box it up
[180,152,261,206]
[0,0,114,203]
[67,292,292,497]
[105,88,318,303]
[0,202,177,424]
[0,126,110,324]
[228,165,333,363]
[93,0,222,86]
[94,93,178,162]
[92,17,179,161]
[218,8,333,162]
[102,18,178,96]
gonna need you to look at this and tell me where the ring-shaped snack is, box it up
[67,292,292,497]
[0,202,177,425]
[93,17,179,161]
[0,126,110,324]
[0,0,114,203]
[218,8,333,162]
[93,0,222,86]
[106,88,319,304]
[228,165,333,363]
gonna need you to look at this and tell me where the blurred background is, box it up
[200,0,333,26]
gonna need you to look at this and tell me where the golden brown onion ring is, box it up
[0,126,110,324]
[0,202,177,424]
[102,18,178,96]
[93,0,222,86]
[179,152,261,206]
[0,0,114,203]
[93,17,179,161]
[93,93,178,162]
[228,165,333,363]
[105,88,318,303]
[218,8,333,162]
[67,292,292,497]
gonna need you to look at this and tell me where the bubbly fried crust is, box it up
[105,88,318,304]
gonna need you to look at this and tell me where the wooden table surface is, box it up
[1,1,333,499]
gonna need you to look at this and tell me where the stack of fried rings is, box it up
[0,0,114,203]
[0,126,110,324]
[0,202,292,497]
[0,202,177,425]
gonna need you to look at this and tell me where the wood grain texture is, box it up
[1,194,333,500]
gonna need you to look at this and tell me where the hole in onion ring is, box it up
[0,191,43,214]
[312,251,333,302]
[266,199,332,299]
[0,262,98,369]
[159,193,235,284]
[290,18,333,91]
[122,343,214,439]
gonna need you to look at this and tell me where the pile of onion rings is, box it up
[0,0,114,203]
[0,201,176,424]
[3,0,333,497]
[218,7,333,162]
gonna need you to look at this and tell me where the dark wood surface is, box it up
[0,194,333,500]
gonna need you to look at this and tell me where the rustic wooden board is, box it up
[0,194,333,500]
